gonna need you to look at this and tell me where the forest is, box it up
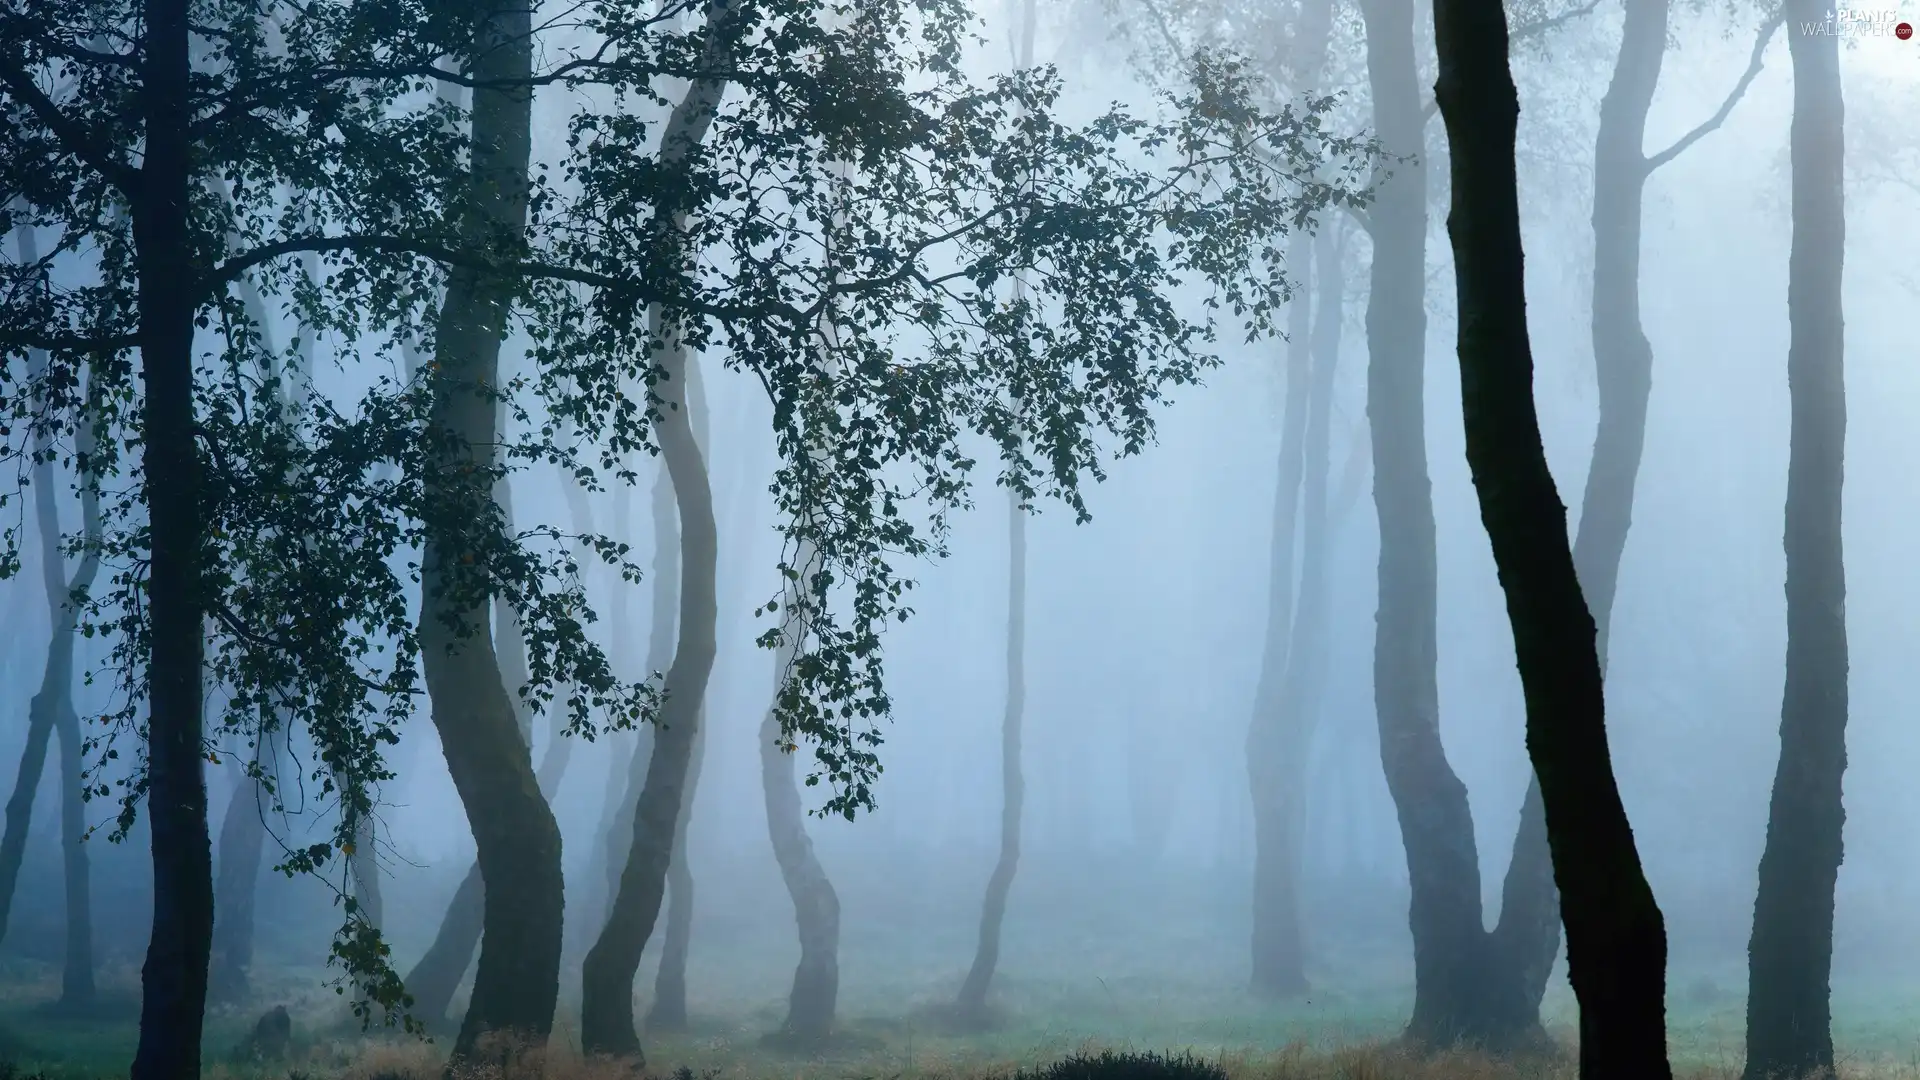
[0,0,1914,1077]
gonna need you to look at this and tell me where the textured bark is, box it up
[1743,5,1847,1077]
[416,0,561,1056]
[1432,0,1674,1070]
[126,0,216,1074]
[209,770,268,1003]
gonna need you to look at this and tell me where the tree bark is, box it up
[1743,4,1847,1077]
[648,343,715,1034]
[416,0,560,1056]
[128,0,216,1073]
[1431,0,1675,1070]
[579,312,720,1060]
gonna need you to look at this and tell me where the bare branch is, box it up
[1643,9,1782,174]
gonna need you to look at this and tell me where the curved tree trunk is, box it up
[1431,0,1675,1070]
[648,344,715,1034]
[416,0,561,1057]
[1743,6,1847,1077]
[760,618,843,1046]
[579,310,720,1059]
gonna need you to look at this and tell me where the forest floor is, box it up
[5,957,1920,1080]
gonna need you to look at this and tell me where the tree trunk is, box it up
[955,431,1030,1020]
[648,345,715,1034]
[129,0,216,1073]
[1358,0,1528,1047]
[1247,0,1340,1000]
[1743,4,1847,1077]
[209,769,268,1003]
[1487,0,1670,1012]
[1431,0,1675,1070]
[1247,231,1313,998]
[0,251,102,1005]
[760,618,843,1046]
[579,311,720,1060]
[416,0,559,1057]
[402,696,573,1028]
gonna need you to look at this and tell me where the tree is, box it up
[1489,0,1783,1013]
[0,221,100,1009]
[6,0,1367,1068]
[1742,0,1848,1074]
[1431,0,1675,1069]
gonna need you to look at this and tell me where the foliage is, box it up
[1,0,1372,1025]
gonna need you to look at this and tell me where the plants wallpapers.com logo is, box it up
[1802,8,1915,37]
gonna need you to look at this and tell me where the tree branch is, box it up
[0,50,139,193]
[1643,9,1782,174]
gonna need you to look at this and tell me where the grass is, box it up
[5,955,1920,1080]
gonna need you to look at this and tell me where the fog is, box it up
[2,0,1918,1074]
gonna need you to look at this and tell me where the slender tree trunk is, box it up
[1248,0,1340,999]
[0,250,102,1005]
[649,345,715,1034]
[1743,6,1847,1077]
[209,768,268,1002]
[1359,0,1525,1047]
[957,114,1036,1003]
[760,614,843,1046]
[1248,232,1313,997]
[129,0,215,1073]
[1487,0,1667,1011]
[416,0,559,1057]
[579,310,720,1060]
[1431,0,1674,1070]
[55,697,94,1007]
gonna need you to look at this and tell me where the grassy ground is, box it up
[5,955,1920,1080]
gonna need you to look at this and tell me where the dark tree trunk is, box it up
[416,0,560,1058]
[1743,4,1847,1077]
[956,476,1028,1021]
[209,771,268,1003]
[579,315,719,1060]
[1431,0,1675,1071]
[1486,0,1665,1010]
[127,0,215,1075]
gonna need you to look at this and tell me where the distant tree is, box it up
[1431,0,1674,1069]
[1742,0,1848,1074]
[0,222,100,1007]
